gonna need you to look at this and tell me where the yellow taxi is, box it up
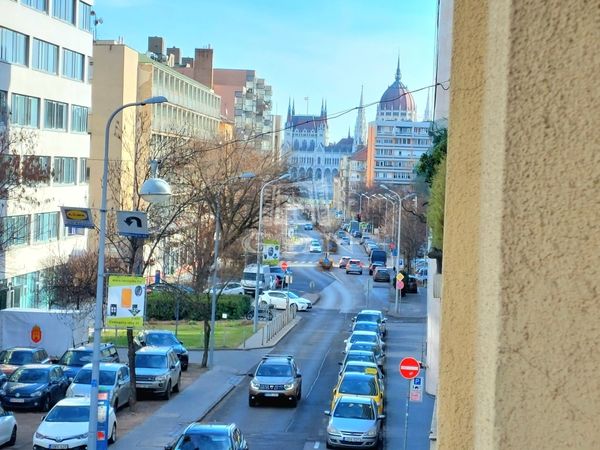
[331,371,384,415]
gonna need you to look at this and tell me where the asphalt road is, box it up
[203,230,396,450]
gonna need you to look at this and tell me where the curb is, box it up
[239,316,302,350]
[196,377,239,422]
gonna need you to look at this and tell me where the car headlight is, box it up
[284,382,295,390]
[72,432,88,440]
[35,432,51,439]
[250,379,260,389]
[0,389,5,396]
[327,424,341,436]
[31,390,43,397]
[365,427,378,437]
[155,374,168,382]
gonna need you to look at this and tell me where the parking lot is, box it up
[8,363,205,449]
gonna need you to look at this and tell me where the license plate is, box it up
[344,437,362,443]
[10,398,24,403]
[264,393,278,397]
[49,445,69,449]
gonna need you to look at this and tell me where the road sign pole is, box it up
[403,381,410,450]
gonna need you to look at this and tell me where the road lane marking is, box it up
[314,442,320,449]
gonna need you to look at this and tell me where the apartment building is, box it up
[0,0,94,308]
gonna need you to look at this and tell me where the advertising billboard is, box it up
[106,275,146,328]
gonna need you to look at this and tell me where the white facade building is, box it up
[0,0,94,308]
[372,60,432,185]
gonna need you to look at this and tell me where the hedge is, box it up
[145,292,251,321]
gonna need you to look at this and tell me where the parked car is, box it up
[340,350,378,368]
[0,373,6,389]
[203,281,244,296]
[58,343,120,381]
[415,267,428,285]
[0,406,16,447]
[337,230,345,238]
[344,331,384,354]
[259,290,312,311]
[66,362,131,410]
[353,310,387,336]
[330,372,384,415]
[352,230,363,238]
[0,364,68,411]
[340,236,351,246]
[304,223,313,230]
[351,321,383,339]
[346,259,363,275]
[348,342,386,371]
[403,275,419,294]
[135,330,189,371]
[373,267,391,283]
[248,354,302,407]
[134,346,181,399]
[33,397,117,448]
[0,347,51,376]
[338,361,385,388]
[325,395,384,449]
[327,240,339,253]
[338,256,351,269]
[165,423,249,450]
[368,261,385,276]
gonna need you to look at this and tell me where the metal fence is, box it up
[261,306,297,345]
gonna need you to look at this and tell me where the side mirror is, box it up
[324,410,331,416]
[382,318,387,323]
[41,415,46,421]
[164,446,173,450]
[247,373,254,377]
[170,365,176,370]
[338,362,342,366]
[296,373,302,378]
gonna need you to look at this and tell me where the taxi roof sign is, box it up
[60,206,95,229]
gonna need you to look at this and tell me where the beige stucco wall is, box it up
[438,0,600,448]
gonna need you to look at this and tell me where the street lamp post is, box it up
[208,172,255,368]
[253,174,290,333]
[380,184,416,314]
[88,96,169,450]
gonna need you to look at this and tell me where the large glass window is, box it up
[0,27,28,66]
[78,1,92,32]
[33,212,58,242]
[53,157,76,184]
[11,94,40,128]
[78,157,88,183]
[62,49,84,81]
[44,100,67,130]
[71,105,88,132]
[52,0,75,24]
[22,0,47,13]
[1,215,30,247]
[32,39,58,74]
[23,155,51,184]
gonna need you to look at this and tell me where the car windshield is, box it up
[345,364,377,375]
[339,377,377,396]
[45,405,90,423]
[9,368,48,383]
[350,343,380,354]
[256,364,292,377]
[0,350,33,365]
[146,333,178,346]
[350,334,378,344]
[346,353,375,364]
[175,434,231,450]
[356,313,380,324]
[58,350,93,367]
[354,323,378,333]
[135,354,167,369]
[334,401,375,420]
[73,369,116,386]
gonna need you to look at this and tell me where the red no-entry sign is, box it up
[399,357,420,379]
[281,261,288,271]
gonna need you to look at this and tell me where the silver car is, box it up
[135,346,181,399]
[325,395,384,449]
[66,362,131,410]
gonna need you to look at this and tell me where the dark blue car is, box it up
[0,364,68,411]
[57,343,120,381]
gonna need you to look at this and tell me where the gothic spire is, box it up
[423,88,432,122]
[292,99,295,116]
[287,97,292,122]
[395,54,401,82]
[353,85,367,152]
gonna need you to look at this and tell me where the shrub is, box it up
[145,292,251,321]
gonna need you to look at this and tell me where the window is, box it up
[0,90,7,125]
[62,49,84,81]
[53,157,76,184]
[11,94,40,128]
[23,155,51,184]
[34,212,58,242]
[32,39,58,74]
[78,157,88,183]
[0,27,28,65]
[65,226,84,236]
[1,215,30,247]
[52,0,75,23]
[44,100,67,130]
[71,105,88,132]
[78,1,92,32]
[22,0,47,12]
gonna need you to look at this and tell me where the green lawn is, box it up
[101,320,256,349]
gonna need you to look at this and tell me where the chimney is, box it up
[194,48,213,89]
[167,47,181,65]
[147,36,165,55]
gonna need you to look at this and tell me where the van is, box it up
[240,264,273,295]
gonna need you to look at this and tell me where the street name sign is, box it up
[116,210,149,238]
[399,357,421,379]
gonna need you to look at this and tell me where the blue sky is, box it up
[96,0,438,141]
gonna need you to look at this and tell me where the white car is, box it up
[309,241,322,253]
[259,290,312,311]
[33,397,117,448]
[203,281,244,295]
[0,406,16,446]
[344,331,385,354]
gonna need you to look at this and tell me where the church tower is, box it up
[353,85,367,151]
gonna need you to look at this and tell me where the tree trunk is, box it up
[127,327,137,412]
[201,319,210,368]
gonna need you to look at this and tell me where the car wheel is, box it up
[41,395,51,412]
[8,425,16,446]
[326,441,334,449]
[109,423,117,444]
[173,373,181,393]
[163,381,172,400]
[182,361,188,372]
[289,396,298,407]
[248,396,257,407]
[297,387,302,400]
